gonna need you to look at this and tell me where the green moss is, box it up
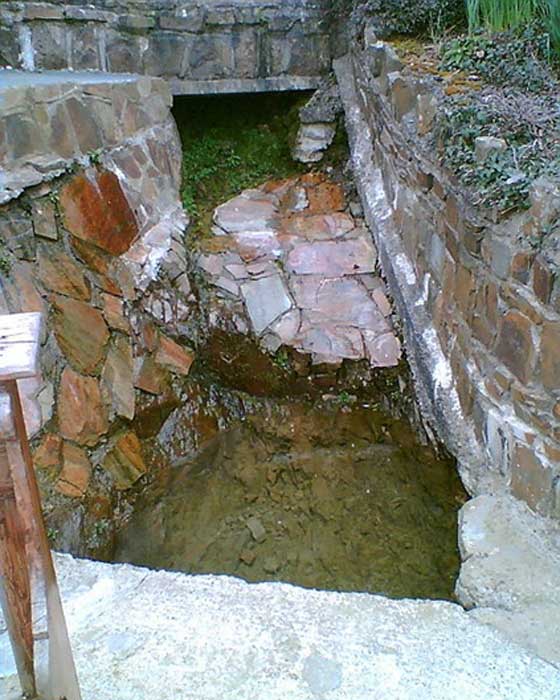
[173,93,306,239]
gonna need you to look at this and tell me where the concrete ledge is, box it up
[2,553,560,699]
[170,76,321,95]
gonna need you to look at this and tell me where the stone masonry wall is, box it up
[0,72,195,552]
[0,1,331,94]
[335,41,560,519]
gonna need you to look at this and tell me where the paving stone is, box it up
[134,355,168,396]
[214,193,278,233]
[283,212,355,240]
[241,274,292,335]
[197,176,399,368]
[287,238,376,276]
[31,198,58,240]
[495,310,535,385]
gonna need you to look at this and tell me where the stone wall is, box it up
[335,42,560,518]
[0,1,331,94]
[0,72,195,552]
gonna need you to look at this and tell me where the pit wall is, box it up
[0,72,196,552]
[335,42,560,519]
[0,1,331,94]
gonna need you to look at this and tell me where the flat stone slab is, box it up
[2,553,560,700]
[197,175,401,367]
[456,494,560,668]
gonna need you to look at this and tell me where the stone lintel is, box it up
[170,76,321,96]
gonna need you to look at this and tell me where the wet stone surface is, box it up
[196,174,401,367]
[115,399,467,600]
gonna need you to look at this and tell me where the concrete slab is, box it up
[2,553,560,700]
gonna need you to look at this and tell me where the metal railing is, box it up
[0,312,81,700]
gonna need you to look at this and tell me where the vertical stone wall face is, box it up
[0,1,331,93]
[335,44,560,518]
[0,74,195,551]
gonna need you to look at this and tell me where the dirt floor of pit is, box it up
[114,399,468,600]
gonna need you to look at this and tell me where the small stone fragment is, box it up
[246,517,266,543]
[102,293,130,333]
[134,356,168,395]
[475,136,507,163]
[102,337,135,420]
[102,431,147,490]
[33,433,62,471]
[31,199,58,240]
[262,556,281,574]
[155,335,195,376]
[239,549,256,566]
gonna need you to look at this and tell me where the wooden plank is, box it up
[0,313,42,381]
[0,440,36,698]
[4,380,82,700]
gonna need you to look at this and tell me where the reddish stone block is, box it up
[58,367,108,446]
[533,255,554,305]
[51,294,109,374]
[33,433,62,471]
[495,310,535,384]
[155,335,195,376]
[56,442,91,498]
[539,321,560,392]
[60,168,138,255]
[305,181,346,214]
[454,263,475,317]
[511,251,534,285]
[37,246,91,301]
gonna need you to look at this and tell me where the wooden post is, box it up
[0,312,82,700]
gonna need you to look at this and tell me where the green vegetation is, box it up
[273,348,291,372]
[174,93,304,238]
[0,239,11,276]
[437,94,560,212]
[466,0,543,32]
[437,13,560,214]
[465,0,560,53]
[440,24,555,90]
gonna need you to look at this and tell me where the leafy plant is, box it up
[464,0,560,56]
[0,239,11,276]
[466,0,542,32]
[273,348,291,371]
[359,0,467,37]
[440,24,556,91]
[437,91,560,212]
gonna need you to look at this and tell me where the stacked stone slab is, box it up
[335,38,560,518]
[0,0,331,94]
[0,71,194,549]
[196,174,401,368]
